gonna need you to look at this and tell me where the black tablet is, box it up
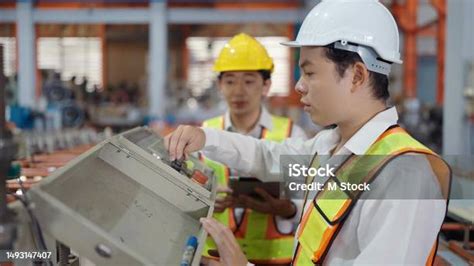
[229,177,280,199]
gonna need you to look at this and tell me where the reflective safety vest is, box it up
[201,115,295,264]
[293,126,451,265]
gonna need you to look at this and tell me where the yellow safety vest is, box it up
[293,126,451,265]
[201,115,295,264]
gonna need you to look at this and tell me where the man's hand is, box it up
[214,186,236,213]
[237,188,296,218]
[200,218,248,266]
[164,125,206,160]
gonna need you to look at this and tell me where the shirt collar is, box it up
[319,107,399,155]
[224,106,273,132]
[344,107,399,155]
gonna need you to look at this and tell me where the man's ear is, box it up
[351,62,369,92]
[262,79,272,97]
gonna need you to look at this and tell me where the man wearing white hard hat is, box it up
[165,0,451,265]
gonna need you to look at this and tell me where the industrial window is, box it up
[186,36,290,97]
[37,37,102,90]
[0,37,17,78]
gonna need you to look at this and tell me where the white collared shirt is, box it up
[223,106,307,173]
[223,106,275,136]
[202,107,446,265]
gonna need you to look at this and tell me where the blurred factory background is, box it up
[0,0,473,148]
[0,0,473,263]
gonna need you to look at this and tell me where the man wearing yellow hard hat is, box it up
[200,33,307,265]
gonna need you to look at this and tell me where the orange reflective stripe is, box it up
[375,126,406,142]
[261,127,268,139]
[228,206,237,231]
[224,166,230,183]
[392,147,435,156]
[235,209,249,238]
[293,245,302,265]
[312,224,339,261]
[287,119,293,137]
[311,199,350,260]
[425,241,437,266]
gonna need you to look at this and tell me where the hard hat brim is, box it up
[280,40,304,47]
[281,40,403,64]
[280,40,333,48]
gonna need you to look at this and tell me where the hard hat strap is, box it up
[334,41,392,76]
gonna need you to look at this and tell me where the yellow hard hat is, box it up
[213,33,274,73]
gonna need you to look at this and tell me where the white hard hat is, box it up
[283,0,402,75]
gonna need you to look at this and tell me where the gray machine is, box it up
[28,127,216,265]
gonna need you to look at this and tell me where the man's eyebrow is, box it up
[243,73,258,77]
[299,60,313,69]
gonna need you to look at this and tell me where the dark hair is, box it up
[323,44,389,101]
[218,70,272,82]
